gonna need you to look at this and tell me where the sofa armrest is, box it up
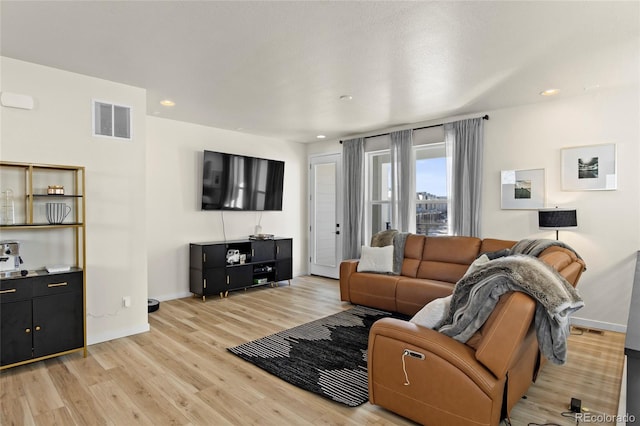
[538,246,586,287]
[474,292,536,378]
[368,318,501,397]
[339,260,359,302]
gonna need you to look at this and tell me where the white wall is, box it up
[482,85,639,331]
[309,85,639,331]
[0,57,149,344]
[3,55,636,338]
[0,57,308,346]
[146,116,307,301]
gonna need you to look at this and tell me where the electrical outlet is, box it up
[122,296,131,308]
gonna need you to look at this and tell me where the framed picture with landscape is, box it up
[500,168,545,209]
[561,143,617,191]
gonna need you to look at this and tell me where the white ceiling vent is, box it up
[93,100,131,140]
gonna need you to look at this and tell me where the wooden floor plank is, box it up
[0,276,625,425]
[0,396,37,426]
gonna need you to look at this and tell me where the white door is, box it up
[309,153,342,279]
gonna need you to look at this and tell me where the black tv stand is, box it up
[189,238,292,301]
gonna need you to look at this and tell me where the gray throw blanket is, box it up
[392,232,409,275]
[437,254,584,364]
[511,238,584,264]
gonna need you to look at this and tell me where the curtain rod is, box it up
[339,114,489,144]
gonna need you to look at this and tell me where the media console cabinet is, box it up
[189,238,292,300]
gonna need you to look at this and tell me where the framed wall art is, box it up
[500,168,545,209]
[561,143,617,191]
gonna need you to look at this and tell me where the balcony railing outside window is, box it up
[416,198,448,236]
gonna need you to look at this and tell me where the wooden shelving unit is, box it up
[0,161,86,370]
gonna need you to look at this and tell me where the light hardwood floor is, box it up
[0,276,625,426]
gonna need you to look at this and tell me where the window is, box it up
[367,150,392,236]
[415,143,449,236]
[366,142,448,240]
[93,100,131,139]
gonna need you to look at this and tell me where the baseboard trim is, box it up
[87,323,150,346]
[570,316,626,333]
[151,291,192,302]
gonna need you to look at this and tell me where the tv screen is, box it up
[202,150,284,211]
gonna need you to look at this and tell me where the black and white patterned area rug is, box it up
[227,305,398,407]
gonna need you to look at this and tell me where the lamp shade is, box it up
[538,208,577,229]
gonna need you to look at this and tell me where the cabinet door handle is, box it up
[35,326,41,331]
[25,328,31,334]
[203,253,207,263]
[48,282,68,288]
[0,288,17,294]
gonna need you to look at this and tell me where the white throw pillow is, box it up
[356,245,394,274]
[410,295,452,329]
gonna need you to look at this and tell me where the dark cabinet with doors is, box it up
[275,239,293,283]
[1,269,84,367]
[189,238,293,300]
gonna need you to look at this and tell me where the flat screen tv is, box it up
[201,150,284,211]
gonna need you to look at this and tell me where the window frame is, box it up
[365,141,449,242]
[365,149,392,242]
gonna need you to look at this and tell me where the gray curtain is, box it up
[342,138,365,259]
[444,118,484,237]
[390,129,415,232]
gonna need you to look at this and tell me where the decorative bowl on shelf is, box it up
[47,185,64,195]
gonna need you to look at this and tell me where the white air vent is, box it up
[93,100,131,140]
[1,92,34,110]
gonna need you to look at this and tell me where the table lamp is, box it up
[538,207,577,240]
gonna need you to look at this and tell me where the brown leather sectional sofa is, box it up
[339,234,586,426]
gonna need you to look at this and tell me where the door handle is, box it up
[335,231,340,235]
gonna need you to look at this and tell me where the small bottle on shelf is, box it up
[1,189,15,225]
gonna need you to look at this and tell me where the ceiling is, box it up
[1,1,638,143]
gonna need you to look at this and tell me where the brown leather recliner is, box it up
[339,235,586,426]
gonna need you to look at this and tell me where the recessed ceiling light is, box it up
[539,89,559,97]
[339,95,353,101]
[317,135,326,139]
[160,99,175,107]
